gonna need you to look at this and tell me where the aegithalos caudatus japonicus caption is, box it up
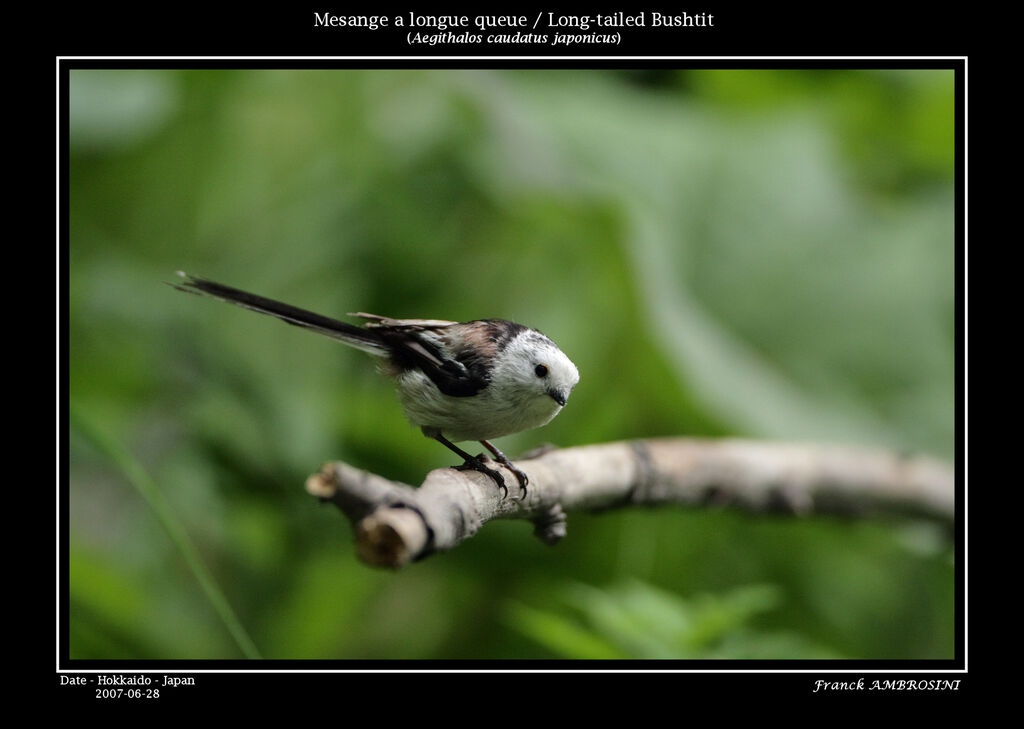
[172,273,580,498]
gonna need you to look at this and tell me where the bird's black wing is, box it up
[371,320,517,398]
[388,319,529,398]
[358,317,527,398]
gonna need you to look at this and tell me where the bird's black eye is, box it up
[535,364,549,378]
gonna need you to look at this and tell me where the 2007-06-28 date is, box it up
[96,688,161,699]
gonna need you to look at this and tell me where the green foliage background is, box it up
[67,68,956,660]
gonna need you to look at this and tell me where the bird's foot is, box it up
[478,441,530,499]
[489,452,529,499]
[453,457,508,499]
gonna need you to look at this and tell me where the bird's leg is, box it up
[431,433,508,499]
[480,440,529,499]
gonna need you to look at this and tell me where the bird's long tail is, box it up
[170,272,387,355]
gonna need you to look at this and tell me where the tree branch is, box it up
[305,438,955,568]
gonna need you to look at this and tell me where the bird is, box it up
[171,272,580,498]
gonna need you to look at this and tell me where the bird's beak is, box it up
[548,389,567,407]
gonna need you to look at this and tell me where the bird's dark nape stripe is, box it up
[482,319,528,352]
[173,274,383,349]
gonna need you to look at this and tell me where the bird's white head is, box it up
[494,330,580,415]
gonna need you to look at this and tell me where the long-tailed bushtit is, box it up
[172,273,580,498]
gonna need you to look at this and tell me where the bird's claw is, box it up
[489,453,529,500]
[509,465,529,500]
[452,450,532,501]
[454,458,508,499]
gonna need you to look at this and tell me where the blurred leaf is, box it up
[509,581,837,659]
[504,602,626,660]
